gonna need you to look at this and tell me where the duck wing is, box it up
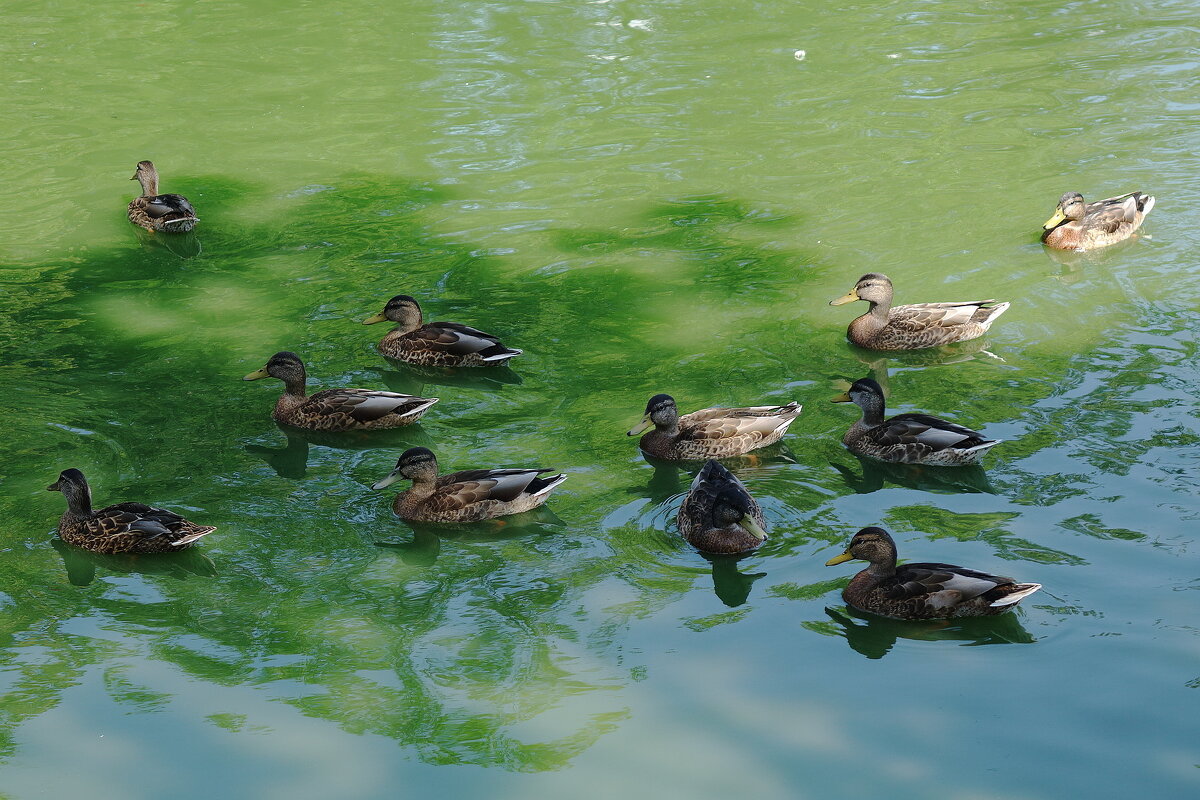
[88,502,214,545]
[409,322,522,358]
[304,389,437,422]
[681,402,801,440]
[868,413,993,451]
[1083,192,1145,231]
[433,468,560,509]
[142,193,197,219]
[885,561,1012,602]
[890,301,1001,330]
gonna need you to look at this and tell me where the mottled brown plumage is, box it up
[372,447,566,522]
[832,378,1000,465]
[127,161,198,233]
[829,273,1009,351]
[363,295,522,367]
[677,460,768,555]
[48,469,215,555]
[825,527,1041,619]
[628,394,801,461]
[1041,191,1154,251]
[243,352,437,431]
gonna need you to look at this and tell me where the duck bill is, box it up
[371,469,403,490]
[830,392,852,403]
[627,415,653,436]
[362,312,388,325]
[242,367,270,381]
[1042,209,1067,230]
[46,480,62,491]
[740,515,769,541]
[825,551,855,566]
[829,288,859,306]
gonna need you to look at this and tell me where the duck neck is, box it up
[656,417,680,437]
[405,474,438,499]
[136,170,159,198]
[864,558,896,579]
[281,372,308,398]
[61,482,93,516]
[858,396,886,427]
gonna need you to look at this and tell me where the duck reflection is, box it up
[138,229,203,259]
[705,554,767,607]
[51,538,217,587]
[376,362,522,396]
[838,340,1004,396]
[245,425,435,479]
[374,505,566,566]
[815,605,1035,659]
[830,454,994,494]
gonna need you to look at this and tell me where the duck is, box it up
[47,469,215,555]
[1041,191,1155,251]
[362,295,522,367]
[127,161,198,233]
[371,447,567,522]
[832,377,1000,465]
[628,394,801,461]
[677,460,768,555]
[825,527,1041,619]
[829,273,1009,351]
[243,351,438,431]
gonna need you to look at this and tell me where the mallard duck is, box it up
[362,295,522,367]
[371,447,566,522]
[1041,191,1155,251]
[829,273,1009,351]
[47,469,215,555]
[127,161,198,233]
[677,460,768,554]
[243,351,438,431]
[832,377,1000,465]
[627,394,801,461]
[825,527,1041,619]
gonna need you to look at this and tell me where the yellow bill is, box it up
[1042,209,1067,230]
[740,515,769,541]
[829,288,859,306]
[627,415,653,436]
[362,312,389,325]
[830,391,852,403]
[825,551,855,566]
[243,367,270,381]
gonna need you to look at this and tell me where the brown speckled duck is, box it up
[829,273,1009,351]
[372,447,566,522]
[628,394,801,461]
[832,378,1000,465]
[243,351,437,431]
[677,460,768,555]
[127,161,198,233]
[1041,191,1155,251]
[362,295,522,367]
[825,527,1041,619]
[48,469,215,555]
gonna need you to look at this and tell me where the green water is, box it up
[2,0,1198,796]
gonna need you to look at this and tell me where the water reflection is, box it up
[372,526,442,566]
[135,228,203,259]
[808,605,1036,659]
[831,454,995,494]
[376,363,522,396]
[50,538,218,587]
[706,554,767,607]
[244,425,435,479]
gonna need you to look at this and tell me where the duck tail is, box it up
[528,473,567,498]
[172,526,216,546]
[975,301,1010,328]
[990,582,1041,607]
